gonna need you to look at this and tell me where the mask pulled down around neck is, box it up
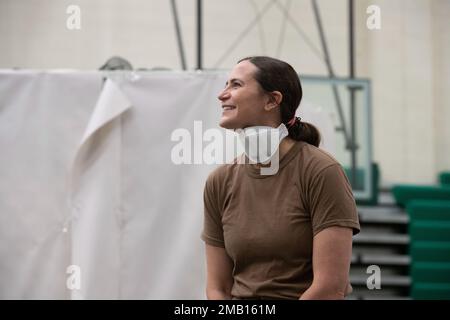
[236,123,289,164]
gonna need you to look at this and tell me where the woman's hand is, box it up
[299,226,354,300]
[345,282,353,296]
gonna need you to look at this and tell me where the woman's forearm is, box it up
[206,289,232,300]
[299,283,346,300]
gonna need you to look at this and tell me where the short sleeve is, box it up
[308,164,360,236]
[201,173,225,247]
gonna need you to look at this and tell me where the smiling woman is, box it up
[201,56,360,300]
[218,61,268,130]
[218,57,320,146]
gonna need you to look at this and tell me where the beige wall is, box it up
[0,0,448,186]
[432,0,450,178]
[356,0,434,185]
[354,0,449,185]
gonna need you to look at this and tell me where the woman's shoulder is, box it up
[205,160,241,185]
[297,142,342,175]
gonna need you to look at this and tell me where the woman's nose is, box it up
[218,89,230,101]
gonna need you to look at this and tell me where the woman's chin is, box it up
[219,118,238,130]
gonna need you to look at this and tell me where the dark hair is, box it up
[238,56,321,147]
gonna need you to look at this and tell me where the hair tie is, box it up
[287,116,301,128]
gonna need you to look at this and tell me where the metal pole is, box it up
[197,0,202,70]
[311,0,353,151]
[349,0,355,78]
[349,0,358,187]
[170,0,187,70]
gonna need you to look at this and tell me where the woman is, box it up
[201,56,360,300]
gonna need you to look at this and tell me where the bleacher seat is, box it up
[409,220,450,242]
[411,283,450,300]
[407,200,450,221]
[411,262,450,282]
[392,185,450,207]
[406,196,450,299]
[410,241,450,263]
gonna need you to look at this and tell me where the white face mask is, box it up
[236,123,289,164]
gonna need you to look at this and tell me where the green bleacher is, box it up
[392,185,450,207]
[410,241,450,263]
[394,172,450,299]
[407,200,450,221]
[411,283,450,300]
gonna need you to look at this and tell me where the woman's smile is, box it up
[222,105,237,113]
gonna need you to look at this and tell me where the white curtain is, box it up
[0,70,334,299]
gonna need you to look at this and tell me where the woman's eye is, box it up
[232,83,241,88]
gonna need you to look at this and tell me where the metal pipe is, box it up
[196,0,202,70]
[349,0,358,187]
[311,0,353,151]
[170,0,187,70]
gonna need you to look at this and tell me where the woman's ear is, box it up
[264,91,283,111]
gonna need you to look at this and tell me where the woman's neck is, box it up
[279,137,297,159]
[254,137,297,168]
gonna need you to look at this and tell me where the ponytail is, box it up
[286,118,321,147]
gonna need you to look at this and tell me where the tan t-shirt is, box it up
[201,140,360,299]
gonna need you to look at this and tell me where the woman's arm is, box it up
[205,244,234,300]
[299,226,353,300]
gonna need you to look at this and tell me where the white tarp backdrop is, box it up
[0,70,335,299]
